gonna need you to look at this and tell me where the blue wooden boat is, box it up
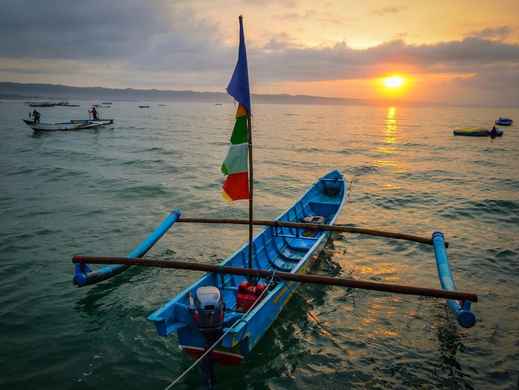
[148,169,347,364]
[495,117,513,126]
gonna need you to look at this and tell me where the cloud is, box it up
[465,26,513,41]
[372,6,407,16]
[247,37,519,83]
[0,1,518,105]
[0,0,210,61]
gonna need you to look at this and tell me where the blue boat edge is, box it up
[432,231,476,328]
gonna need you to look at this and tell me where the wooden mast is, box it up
[247,113,254,271]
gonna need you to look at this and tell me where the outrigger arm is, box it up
[73,209,181,286]
[72,212,477,329]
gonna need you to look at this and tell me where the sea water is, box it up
[0,100,518,389]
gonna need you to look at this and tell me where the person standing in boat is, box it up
[490,125,498,138]
[89,106,99,120]
[31,109,41,124]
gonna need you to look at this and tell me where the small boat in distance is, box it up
[453,127,503,137]
[138,105,150,108]
[23,119,102,132]
[28,102,56,107]
[495,117,513,126]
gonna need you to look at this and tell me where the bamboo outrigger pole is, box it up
[72,256,478,302]
[176,217,448,247]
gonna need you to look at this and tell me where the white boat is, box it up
[23,119,103,132]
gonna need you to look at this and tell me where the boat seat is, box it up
[285,237,317,251]
[308,201,337,217]
[278,247,303,262]
[269,257,295,272]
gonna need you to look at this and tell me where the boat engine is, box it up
[192,286,225,340]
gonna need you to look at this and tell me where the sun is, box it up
[383,75,406,89]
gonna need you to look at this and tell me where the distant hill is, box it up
[0,81,369,106]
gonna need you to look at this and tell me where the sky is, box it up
[1,0,519,106]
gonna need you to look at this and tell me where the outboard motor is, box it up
[192,286,225,340]
[191,286,224,390]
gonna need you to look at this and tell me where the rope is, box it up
[165,273,277,389]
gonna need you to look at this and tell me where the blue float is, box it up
[432,231,476,328]
[73,210,181,286]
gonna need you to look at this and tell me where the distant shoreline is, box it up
[0,81,515,109]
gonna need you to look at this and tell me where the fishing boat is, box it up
[453,127,503,137]
[138,105,150,108]
[27,101,56,107]
[22,119,103,132]
[495,117,513,126]
[149,170,345,364]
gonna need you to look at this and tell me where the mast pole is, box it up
[247,114,253,271]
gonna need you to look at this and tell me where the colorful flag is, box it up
[222,16,251,201]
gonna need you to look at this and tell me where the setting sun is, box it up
[383,75,406,89]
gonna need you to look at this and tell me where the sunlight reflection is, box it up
[384,106,397,145]
[374,106,403,173]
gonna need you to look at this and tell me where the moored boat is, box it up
[22,119,102,132]
[495,117,513,126]
[453,127,503,137]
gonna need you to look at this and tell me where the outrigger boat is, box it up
[495,117,513,126]
[22,118,113,132]
[150,170,345,364]
[22,119,103,132]
[72,16,477,389]
[453,127,503,137]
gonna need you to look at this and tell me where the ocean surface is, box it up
[0,100,518,389]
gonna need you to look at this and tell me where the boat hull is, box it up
[495,118,513,126]
[148,170,347,364]
[453,128,503,137]
[70,119,114,126]
[22,119,110,132]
